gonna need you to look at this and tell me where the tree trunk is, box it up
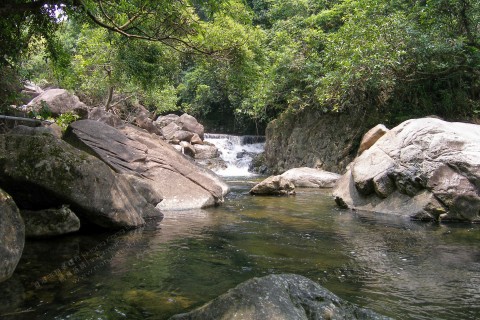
[104,86,114,111]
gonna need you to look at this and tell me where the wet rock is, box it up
[194,144,219,160]
[0,133,149,229]
[169,274,390,320]
[280,167,340,188]
[250,175,295,196]
[334,118,480,222]
[179,141,196,158]
[65,120,229,210]
[249,152,268,174]
[0,189,25,283]
[21,205,80,238]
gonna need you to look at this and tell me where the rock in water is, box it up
[21,206,80,238]
[0,189,25,283]
[250,175,295,196]
[65,120,229,210]
[333,118,480,222]
[281,167,340,188]
[0,133,150,229]
[169,274,390,320]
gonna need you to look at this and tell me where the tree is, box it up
[1,0,237,110]
[0,0,229,66]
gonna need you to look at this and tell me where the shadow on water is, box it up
[1,178,480,319]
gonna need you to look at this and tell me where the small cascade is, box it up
[205,133,265,177]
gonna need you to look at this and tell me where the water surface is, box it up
[1,178,479,319]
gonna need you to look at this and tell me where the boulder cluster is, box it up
[154,113,219,161]
[0,88,229,283]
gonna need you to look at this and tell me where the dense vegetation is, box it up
[1,0,479,133]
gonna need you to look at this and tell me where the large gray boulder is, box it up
[169,274,389,320]
[21,206,80,238]
[0,133,153,229]
[0,189,25,283]
[65,120,229,210]
[177,113,204,140]
[281,167,340,188]
[27,88,88,118]
[250,175,295,196]
[333,118,480,222]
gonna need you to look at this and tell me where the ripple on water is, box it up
[1,179,480,320]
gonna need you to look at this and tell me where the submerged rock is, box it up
[0,133,152,229]
[21,206,80,238]
[281,167,340,188]
[334,118,480,222]
[65,120,229,210]
[250,175,295,196]
[0,189,25,283]
[169,274,390,320]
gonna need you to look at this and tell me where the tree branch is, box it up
[0,0,62,16]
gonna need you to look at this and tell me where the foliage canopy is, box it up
[2,0,479,132]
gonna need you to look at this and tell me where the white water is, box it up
[204,134,265,177]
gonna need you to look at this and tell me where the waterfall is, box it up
[204,133,265,177]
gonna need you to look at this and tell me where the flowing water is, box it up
[1,137,480,320]
[204,134,265,177]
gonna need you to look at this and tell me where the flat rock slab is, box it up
[65,120,229,210]
[281,167,340,188]
[334,118,480,222]
[169,274,390,320]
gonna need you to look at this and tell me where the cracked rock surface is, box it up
[333,118,480,222]
[65,120,229,211]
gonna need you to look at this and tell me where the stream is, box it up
[1,137,479,320]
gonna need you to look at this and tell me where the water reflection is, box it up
[0,179,479,320]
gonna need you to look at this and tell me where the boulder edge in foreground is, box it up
[169,274,391,320]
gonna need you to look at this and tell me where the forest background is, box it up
[1,0,479,134]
